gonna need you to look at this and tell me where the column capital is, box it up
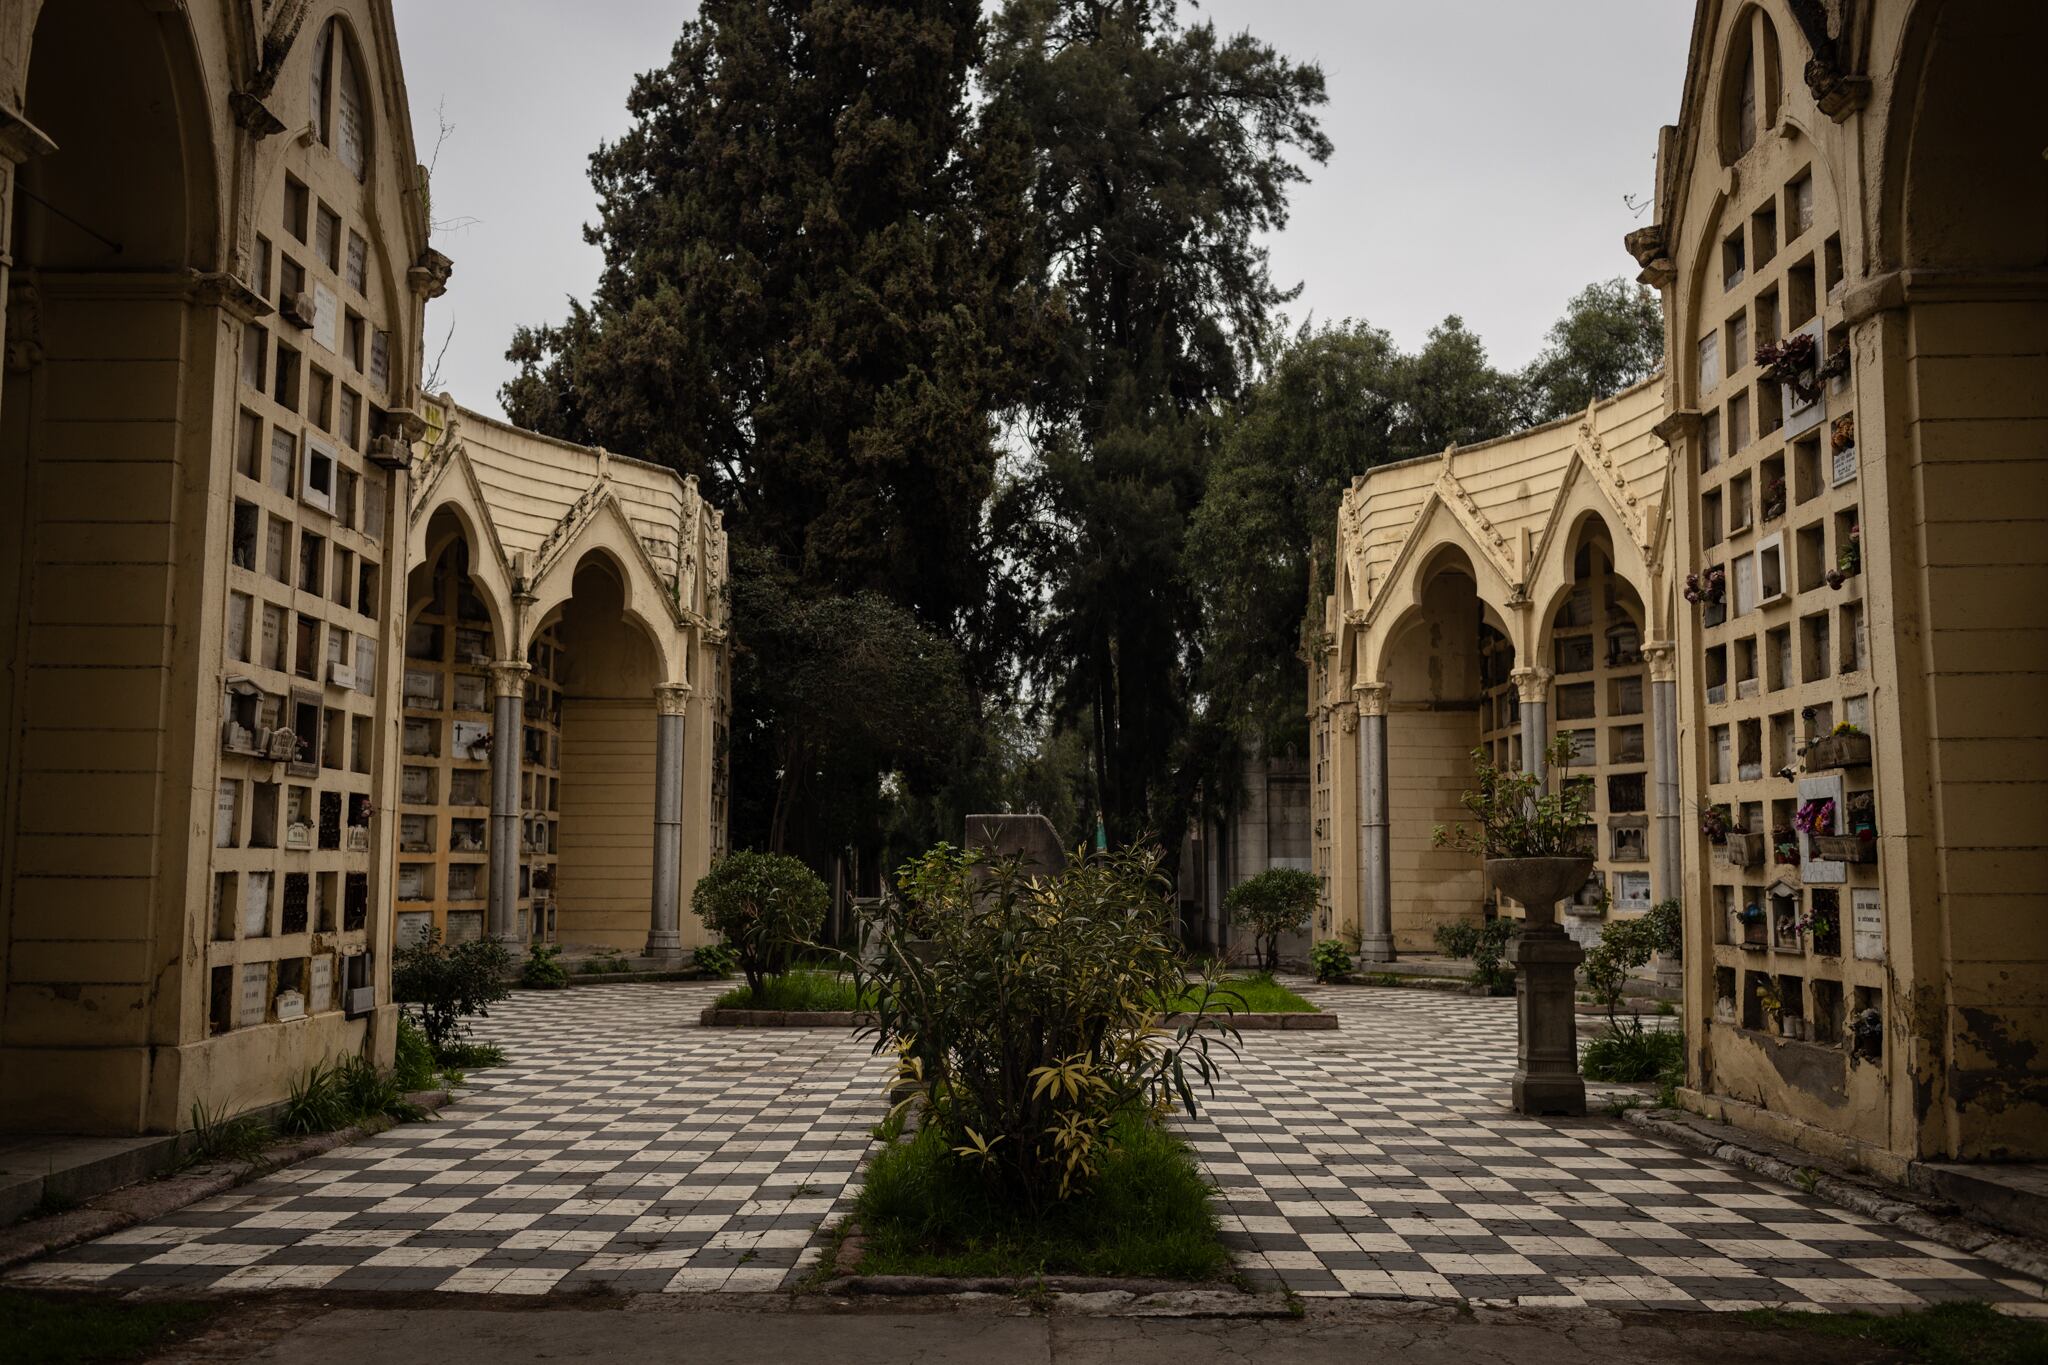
[1510,666,1554,704]
[654,682,693,717]
[488,660,532,697]
[1642,640,1679,682]
[1351,681,1390,718]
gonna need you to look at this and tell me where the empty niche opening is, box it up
[1811,978,1844,1044]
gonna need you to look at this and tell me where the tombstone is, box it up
[964,813,1068,882]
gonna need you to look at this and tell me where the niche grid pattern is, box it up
[12,984,2042,1311]
[1689,6,1877,1048]
[210,58,400,1035]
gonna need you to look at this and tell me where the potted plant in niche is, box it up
[1738,902,1768,948]
[1756,333,1822,406]
[1699,803,1733,845]
[1826,522,1862,588]
[1433,733,1595,923]
[1682,565,1727,609]
[1803,720,1872,772]
[1772,827,1801,866]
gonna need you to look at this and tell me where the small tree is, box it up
[1225,868,1319,971]
[392,926,512,1052]
[692,851,829,996]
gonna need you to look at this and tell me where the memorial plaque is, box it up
[1852,888,1884,961]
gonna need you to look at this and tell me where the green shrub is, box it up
[1433,921,1481,959]
[1309,939,1353,983]
[1582,1018,1684,1082]
[278,1062,350,1136]
[854,844,1234,1209]
[1643,898,1683,958]
[185,1100,271,1165]
[1583,911,1667,1024]
[1224,868,1318,971]
[692,942,739,977]
[854,1107,1227,1279]
[393,1014,439,1091]
[520,944,569,990]
[392,925,512,1051]
[692,851,830,995]
[1435,917,1518,993]
[434,1040,505,1071]
[892,843,968,939]
[578,948,631,975]
[336,1054,423,1123]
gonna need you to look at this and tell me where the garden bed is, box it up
[700,1006,1334,1029]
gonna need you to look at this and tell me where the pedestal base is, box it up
[643,930,684,960]
[1508,923,1585,1117]
[1358,934,1395,963]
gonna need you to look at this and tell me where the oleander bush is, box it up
[854,843,1235,1211]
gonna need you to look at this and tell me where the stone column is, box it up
[1512,667,1554,782]
[1354,682,1394,962]
[1507,920,1586,1115]
[487,660,530,944]
[1645,642,1681,903]
[646,683,691,959]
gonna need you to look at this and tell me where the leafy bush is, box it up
[1309,938,1353,983]
[578,948,632,975]
[1582,1018,1684,1083]
[184,1101,271,1165]
[1433,921,1481,959]
[693,851,830,995]
[1582,911,1667,1024]
[892,842,968,939]
[520,944,569,990]
[854,844,1234,1209]
[1224,868,1319,970]
[854,1107,1227,1279]
[393,1014,439,1090]
[392,926,512,1051]
[691,942,739,977]
[1643,898,1683,959]
[1434,917,1518,992]
[277,1056,423,1136]
[435,1040,505,1071]
[1433,733,1593,858]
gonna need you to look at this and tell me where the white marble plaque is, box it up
[1853,888,1884,961]
[237,962,269,1027]
[241,871,273,937]
[310,955,333,1013]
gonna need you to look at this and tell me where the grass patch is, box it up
[1741,1301,2048,1365]
[854,1110,1229,1280]
[1581,1019,1684,1083]
[714,969,872,1012]
[434,1041,506,1071]
[1163,971,1315,1014]
[0,1291,218,1364]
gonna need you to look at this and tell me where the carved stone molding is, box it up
[1788,0,1869,122]
[409,247,454,300]
[1352,682,1390,718]
[655,683,693,718]
[1651,410,1702,446]
[229,91,287,139]
[1623,224,1674,289]
[1642,640,1678,683]
[488,660,532,698]
[6,283,41,372]
[192,270,274,324]
[1510,666,1554,705]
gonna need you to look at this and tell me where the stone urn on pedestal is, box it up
[1433,733,1601,1120]
[1487,855,1595,1117]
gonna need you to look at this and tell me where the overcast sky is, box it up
[392,1,1696,420]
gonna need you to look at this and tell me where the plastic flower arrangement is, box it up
[1683,565,1727,606]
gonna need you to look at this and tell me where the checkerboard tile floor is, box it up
[10,979,2045,1313]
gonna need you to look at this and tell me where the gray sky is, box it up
[393,1,1696,420]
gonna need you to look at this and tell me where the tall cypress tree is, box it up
[985,0,1329,847]
[503,0,1048,857]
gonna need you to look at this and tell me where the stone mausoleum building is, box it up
[398,399,729,960]
[1318,0,2045,1181]
[1310,380,1679,958]
[1633,0,2045,1176]
[0,2,729,1137]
